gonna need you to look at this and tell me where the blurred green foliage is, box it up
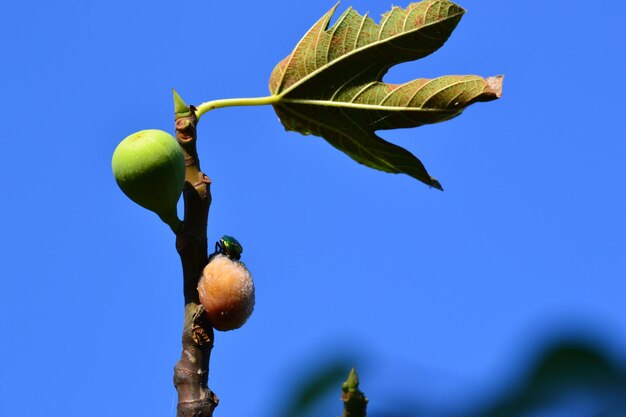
[469,338,626,417]
[278,359,353,417]
[281,337,626,417]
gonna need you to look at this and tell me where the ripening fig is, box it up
[198,254,255,331]
[112,129,185,231]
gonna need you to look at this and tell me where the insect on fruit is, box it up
[215,235,243,260]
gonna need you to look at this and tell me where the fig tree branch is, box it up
[173,102,218,417]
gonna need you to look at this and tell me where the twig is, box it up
[341,368,368,417]
[172,106,219,416]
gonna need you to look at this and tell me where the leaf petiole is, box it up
[194,95,280,119]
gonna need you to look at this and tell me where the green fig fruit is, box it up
[112,129,185,231]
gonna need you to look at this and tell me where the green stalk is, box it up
[194,95,280,119]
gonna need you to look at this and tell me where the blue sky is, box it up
[1,1,625,416]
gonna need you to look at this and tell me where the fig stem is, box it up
[194,95,280,119]
[160,214,183,234]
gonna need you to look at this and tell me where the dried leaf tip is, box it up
[486,75,505,98]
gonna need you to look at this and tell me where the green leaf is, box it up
[269,0,503,189]
[279,360,352,417]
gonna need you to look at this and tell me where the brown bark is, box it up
[173,108,219,416]
[341,391,368,417]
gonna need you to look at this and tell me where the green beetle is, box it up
[215,235,243,260]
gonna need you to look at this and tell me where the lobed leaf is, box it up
[269,0,503,189]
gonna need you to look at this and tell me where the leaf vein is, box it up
[278,9,463,97]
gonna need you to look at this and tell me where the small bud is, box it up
[342,368,360,393]
[197,254,255,331]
